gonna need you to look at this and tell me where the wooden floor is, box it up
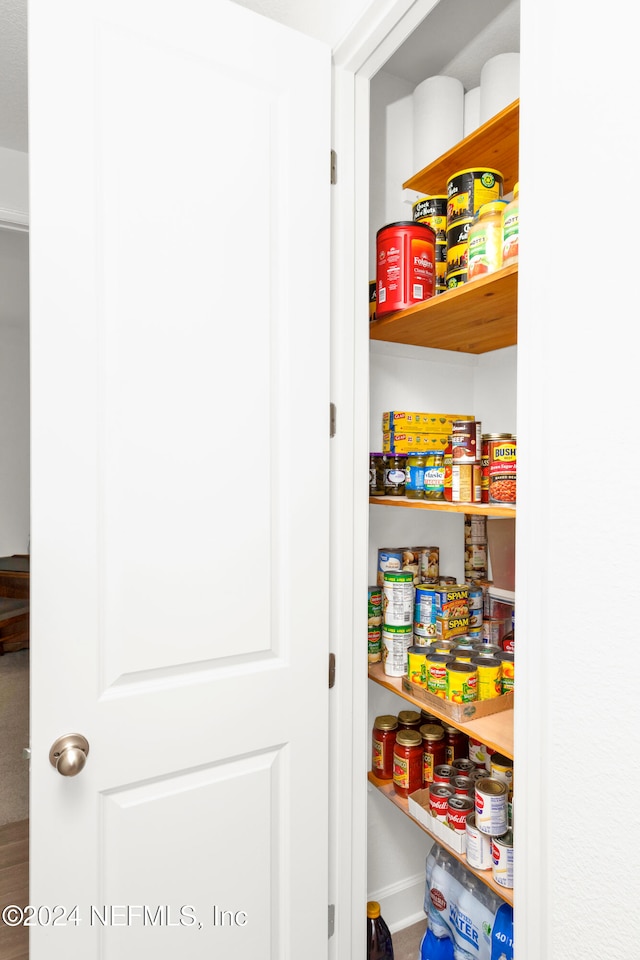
[0,819,28,960]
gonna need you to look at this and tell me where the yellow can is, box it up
[425,652,450,699]
[473,655,502,700]
[498,651,514,693]
[406,646,428,688]
[446,660,478,703]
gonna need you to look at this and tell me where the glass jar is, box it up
[467,199,508,282]
[423,449,445,500]
[383,453,407,496]
[405,451,426,499]
[392,729,423,797]
[442,724,469,764]
[420,723,446,784]
[369,452,385,497]
[502,181,519,267]
[397,709,422,731]
[371,714,398,781]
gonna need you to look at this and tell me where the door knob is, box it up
[49,734,90,777]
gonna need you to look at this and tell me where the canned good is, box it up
[468,738,493,771]
[429,783,454,822]
[451,775,474,797]
[433,764,455,785]
[473,655,503,700]
[446,660,478,703]
[443,439,453,501]
[371,715,398,781]
[377,547,404,587]
[369,452,385,496]
[446,269,467,289]
[481,434,511,504]
[497,651,514,693]
[368,626,382,663]
[447,168,504,228]
[475,776,509,835]
[451,758,476,778]
[435,241,447,294]
[490,752,514,796]
[464,514,487,544]
[451,462,482,504]
[483,617,510,645]
[447,795,474,832]
[488,435,516,504]
[419,548,440,585]
[382,569,414,626]
[452,419,482,463]
[381,624,413,677]
[446,219,472,274]
[393,729,423,798]
[425,652,450,699]
[406,646,428,687]
[376,220,436,317]
[412,195,447,240]
[466,812,493,870]
[491,829,514,888]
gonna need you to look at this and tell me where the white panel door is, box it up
[27,1,330,957]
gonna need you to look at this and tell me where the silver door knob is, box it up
[49,734,90,777]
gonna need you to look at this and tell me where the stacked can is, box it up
[381,568,414,677]
[472,776,513,887]
[451,420,482,504]
[368,585,383,663]
[464,513,488,584]
[446,168,503,290]
[413,194,447,295]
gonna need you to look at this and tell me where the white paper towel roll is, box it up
[463,86,481,138]
[413,75,464,171]
[479,53,520,124]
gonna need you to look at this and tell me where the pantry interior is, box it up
[363,0,519,945]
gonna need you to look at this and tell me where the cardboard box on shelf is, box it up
[382,411,473,433]
[401,677,514,722]
[382,432,450,454]
[408,788,466,854]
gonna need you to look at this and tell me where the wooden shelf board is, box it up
[368,662,513,759]
[369,496,515,519]
[368,773,513,906]
[404,100,519,197]
[369,264,517,354]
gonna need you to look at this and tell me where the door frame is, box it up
[329,2,539,957]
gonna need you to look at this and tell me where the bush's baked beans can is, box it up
[447,795,474,832]
[376,221,436,317]
[465,813,493,870]
[382,569,414,626]
[429,783,454,822]
[481,434,511,504]
[488,435,517,504]
[475,776,508,835]
[491,829,514,888]
[447,168,504,228]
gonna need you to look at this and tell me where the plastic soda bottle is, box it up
[367,901,394,960]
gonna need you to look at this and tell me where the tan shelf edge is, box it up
[369,496,515,519]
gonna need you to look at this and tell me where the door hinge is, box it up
[328,653,336,689]
[330,401,336,438]
[330,149,337,185]
[328,903,335,938]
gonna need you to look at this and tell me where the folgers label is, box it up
[446,168,504,228]
[376,220,436,317]
[488,436,516,504]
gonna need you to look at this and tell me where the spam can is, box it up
[446,167,504,228]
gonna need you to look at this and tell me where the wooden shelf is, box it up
[403,99,519,197]
[368,662,513,759]
[369,263,517,354]
[369,496,515,519]
[368,773,513,906]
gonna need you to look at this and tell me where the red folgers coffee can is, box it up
[429,783,454,822]
[488,435,517,504]
[376,220,436,317]
[447,795,474,832]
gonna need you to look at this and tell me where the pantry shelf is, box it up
[369,496,515,519]
[403,99,519,197]
[369,263,517,354]
[368,773,513,906]
[368,662,513,759]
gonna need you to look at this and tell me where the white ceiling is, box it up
[0,0,519,154]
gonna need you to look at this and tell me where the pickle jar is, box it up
[383,453,407,496]
[369,452,385,497]
[423,449,445,500]
[420,723,446,783]
[371,714,398,781]
[405,451,426,499]
[392,729,423,797]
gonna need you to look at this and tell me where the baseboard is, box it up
[369,871,426,934]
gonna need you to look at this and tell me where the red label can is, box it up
[429,783,454,822]
[447,795,474,831]
[376,221,436,317]
[488,435,517,504]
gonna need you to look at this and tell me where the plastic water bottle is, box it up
[367,901,394,960]
[419,927,455,960]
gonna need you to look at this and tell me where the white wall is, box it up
[0,228,30,556]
